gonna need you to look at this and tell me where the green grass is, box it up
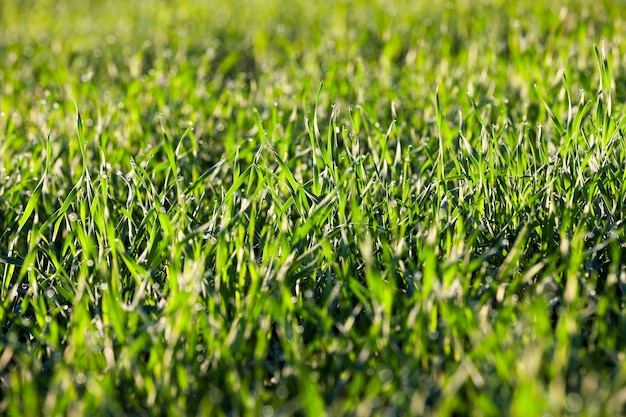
[2,0,626,415]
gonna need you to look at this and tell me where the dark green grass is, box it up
[2,0,626,415]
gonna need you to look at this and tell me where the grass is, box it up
[1,0,626,415]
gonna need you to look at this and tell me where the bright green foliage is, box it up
[1,0,626,416]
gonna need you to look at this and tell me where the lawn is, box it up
[1,0,626,415]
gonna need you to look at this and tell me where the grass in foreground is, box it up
[1,0,626,415]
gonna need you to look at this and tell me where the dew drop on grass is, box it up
[209,387,223,404]
[276,385,289,399]
[261,405,274,417]
[565,393,584,413]
[379,368,394,384]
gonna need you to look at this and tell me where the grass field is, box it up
[2,0,626,415]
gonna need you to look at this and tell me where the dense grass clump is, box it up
[2,0,626,415]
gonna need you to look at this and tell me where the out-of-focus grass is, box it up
[2,0,626,416]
